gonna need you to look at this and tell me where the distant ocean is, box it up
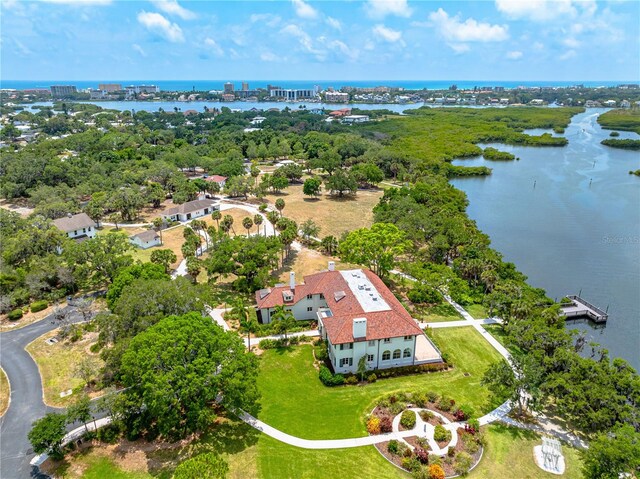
[0,79,632,91]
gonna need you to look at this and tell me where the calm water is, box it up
[451,109,640,370]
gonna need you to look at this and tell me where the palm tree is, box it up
[223,214,235,236]
[266,211,279,235]
[271,305,296,341]
[186,256,202,283]
[211,210,222,229]
[253,214,264,236]
[242,217,254,237]
[234,299,259,350]
[275,198,285,217]
[152,217,164,245]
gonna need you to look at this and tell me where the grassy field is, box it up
[0,367,9,417]
[413,304,463,323]
[264,183,384,238]
[257,327,502,440]
[466,303,488,319]
[597,108,640,133]
[26,330,104,407]
[469,424,584,479]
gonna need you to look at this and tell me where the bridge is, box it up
[559,295,608,323]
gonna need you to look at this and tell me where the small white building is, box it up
[342,115,370,124]
[161,199,218,222]
[255,264,442,374]
[603,100,616,107]
[53,213,97,241]
[130,230,161,249]
[203,175,227,188]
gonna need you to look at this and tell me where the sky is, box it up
[1,0,639,82]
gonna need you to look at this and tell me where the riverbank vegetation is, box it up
[601,138,640,149]
[597,108,640,133]
[482,147,517,161]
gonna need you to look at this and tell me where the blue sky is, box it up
[1,0,638,81]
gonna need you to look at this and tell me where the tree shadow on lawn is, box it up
[490,422,539,441]
[302,197,321,202]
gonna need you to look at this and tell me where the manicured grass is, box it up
[413,304,463,323]
[257,327,502,440]
[76,456,153,479]
[469,424,584,479]
[26,330,104,407]
[0,367,9,417]
[264,183,383,238]
[466,303,488,319]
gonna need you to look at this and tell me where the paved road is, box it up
[0,307,82,479]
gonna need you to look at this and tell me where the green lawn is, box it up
[76,457,153,479]
[469,424,584,479]
[257,327,502,440]
[466,304,488,319]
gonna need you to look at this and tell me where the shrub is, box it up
[259,203,268,212]
[434,425,451,443]
[415,447,429,464]
[402,456,422,472]
[454,404,474,421]
[437,396,454,412]
[95,424,120,444]
[318,365,345,386]
[89,343,101,353]
[345,375,358,385]
[30,300,49,313]
[400,410,416,429]
[413,393,427,408]
[426,391,439,403]
[454,451,473,475]
[408,286,441,304]
[462,433,480,454]
[314,345,328,361]
[428,454,442,466]
[7,308,23,321]
[389,401,407,415]
[259,338,278,349]
[466,418,480,434]
[428,464,445,479]
[419,410,434,422]
[416,436,429,448]
[367,373,377,383]
[447,446,456,457]
[380,416,393,433]
[367,415,381,435]
[388,439,400,455]
[610,131,620,137]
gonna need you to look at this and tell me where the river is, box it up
[450,109,640,370]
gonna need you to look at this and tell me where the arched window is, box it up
[403,348,411,358]
[393,349,401,359]
[382,350,391,361]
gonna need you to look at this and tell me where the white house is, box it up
[255,263,442,374]
[161,199,218,222]
[130,230,161,249]
[53,213,97,241]
[342,115,370,124]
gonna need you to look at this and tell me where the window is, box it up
[368,340,376,347]
[382,350,391,361]
[340,342,353,350]
[404,335,412,341]
[306,294,313,299]
[340,358,353,367]
[393,349,401,359]
[82,228,86,233]
[307,307,313,312]
[383,338,391,344]
[367,354,374,362]
[286,308,292,312]
[403,348,411,358]
[319,293,325,299]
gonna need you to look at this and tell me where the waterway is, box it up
[450,109,640,370]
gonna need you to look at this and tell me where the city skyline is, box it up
[1,0,639,82]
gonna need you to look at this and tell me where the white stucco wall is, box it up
[329,335,417,374]
[259,293,327,324]
[67,225,96,239]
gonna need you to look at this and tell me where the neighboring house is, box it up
[130,230,161,249]
[203,175,227,188]
[342,115,370,124]
[255,263,442,374]
[53,213,97,241]
[161,199,218,222]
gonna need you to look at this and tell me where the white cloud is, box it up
[429,8,509,43]
[563,37,581,48]
[326,16,342,30]
[372,24,403,43]
[506,50,523,59]
[532,41,544,50]
[260,51,279,62]
[559,49,576,60]
[449,43,470,54]
[495,0,596,21]
[204,37,224,57]
[365,0,412,19]
[150,0,196,20]
[14,38,33,56]
[292,0,318,19]
[250,13,281,27]
[280,24,320,54]
[132,43,147,57]
[137,11,184,43]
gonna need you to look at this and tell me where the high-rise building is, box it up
[50,85,77,97]
[241,82,249,91]
[98,83,123,92]
[269,88,318,101]
[224,82,235,94]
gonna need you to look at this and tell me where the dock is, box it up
[559,295,608,323]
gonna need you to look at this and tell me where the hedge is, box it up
[30,300,49,313]
[318,365,345,386]
[7,309,23,321]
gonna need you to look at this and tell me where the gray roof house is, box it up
[130,230,161,249]
[161,199,218,222]
[53,213,97,240]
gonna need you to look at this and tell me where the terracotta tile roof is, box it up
[256,269,423,344]
[204,175,227,183]
[162,199,214,217]
[53,213,95,232]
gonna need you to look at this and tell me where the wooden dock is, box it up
[559,295,608,323]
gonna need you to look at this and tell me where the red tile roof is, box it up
[256,269,423,344]
[204,175,227,183]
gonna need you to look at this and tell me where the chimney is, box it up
[353,317,367,339]
[289,271,296,290]
[328,261,335,271]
